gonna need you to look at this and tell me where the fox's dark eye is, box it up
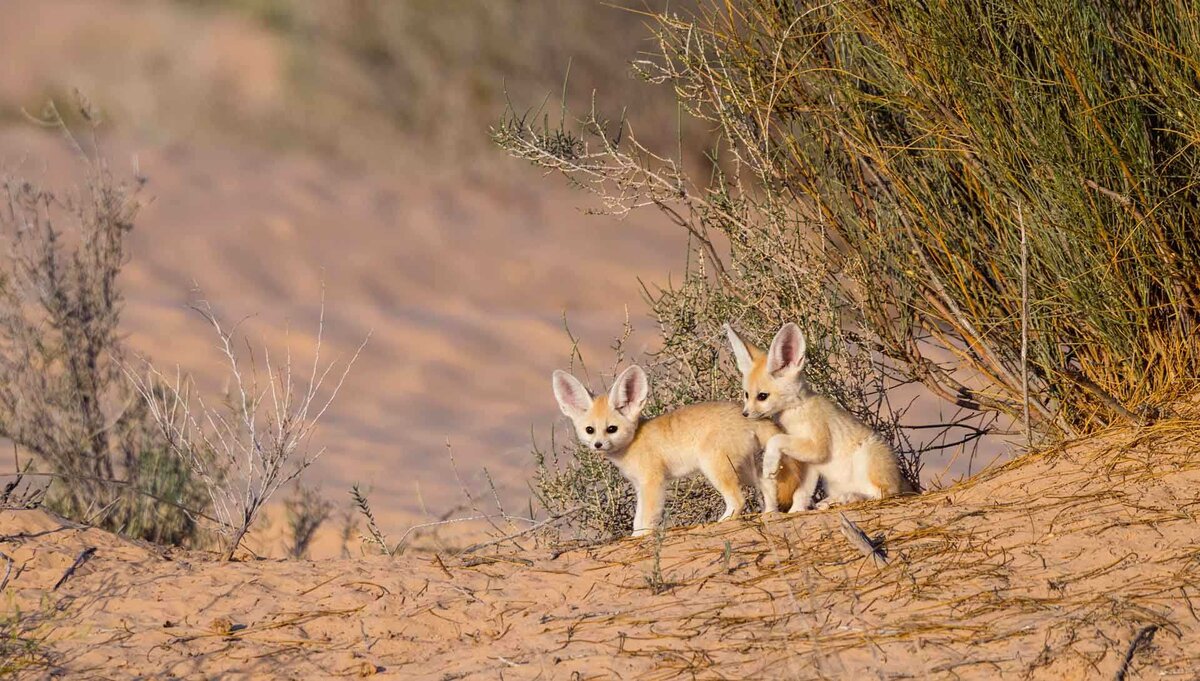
[606,425,618,434]
[757,392,769,401]
[585,426,595,434]
[744,391,749,399]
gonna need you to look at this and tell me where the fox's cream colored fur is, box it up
[552,365,804,536]
[725,323,913,512]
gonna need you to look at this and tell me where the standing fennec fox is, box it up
[552,365,806,536]
[725,323,913,512]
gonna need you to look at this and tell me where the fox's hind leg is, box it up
[700,456,745,522]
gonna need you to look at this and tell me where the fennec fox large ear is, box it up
[552,370,593,419]
[766,323,807,375]
[608,365,649,420]
[724,323,762,376]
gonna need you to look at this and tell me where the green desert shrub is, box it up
[501,0,1200,536]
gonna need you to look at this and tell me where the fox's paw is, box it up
[816,493,869,510]
[632,527,653,538]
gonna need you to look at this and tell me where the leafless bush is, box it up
[284,483,334,559]
[127,295,368,561]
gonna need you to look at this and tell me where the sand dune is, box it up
[3,403,1197,678]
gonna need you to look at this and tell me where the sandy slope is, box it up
[4,404,1198,679]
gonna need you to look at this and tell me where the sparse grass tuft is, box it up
[350,484,389,556]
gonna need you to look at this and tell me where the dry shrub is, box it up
[284,482,333,559]
[128,295,367,561]
[499,0,1200,536]
[0,103,207,545]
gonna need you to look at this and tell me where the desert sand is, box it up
[4,402,1197,678]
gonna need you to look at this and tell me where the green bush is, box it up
[500,0,1200,532]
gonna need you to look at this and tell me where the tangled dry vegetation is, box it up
[0,104,363,562]
[2,398,1197,678]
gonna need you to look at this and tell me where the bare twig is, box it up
[458,505,584,555]
[53,547,96,590]
[0,551,12,592]
[1114,624,1158,681]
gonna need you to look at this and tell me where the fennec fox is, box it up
[725,323,912,512]
[552,365,805,536]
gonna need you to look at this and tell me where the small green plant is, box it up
[350,484,389,555]
[643,524,674,595]
[0,599,56,676]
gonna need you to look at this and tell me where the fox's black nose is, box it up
[742,410,749,417]
[594,442,603,449]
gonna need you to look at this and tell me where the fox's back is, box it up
[629,401,775,476]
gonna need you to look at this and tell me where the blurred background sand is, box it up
[0,0,995,555]
[0,0,701,551]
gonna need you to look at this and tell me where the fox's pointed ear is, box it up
[552,370,592,419]
[766,323,807,374]
[609,365,649,420]
[724,323,761,376]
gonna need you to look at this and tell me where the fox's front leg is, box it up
[761,434,789,481]
[790,464,821,513]
[766,433,830,467]
[632,475,666,538]
[759,435,789,513]
[699,456,745,522]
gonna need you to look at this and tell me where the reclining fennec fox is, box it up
[725,323,913,512]
[552,365,807,536]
